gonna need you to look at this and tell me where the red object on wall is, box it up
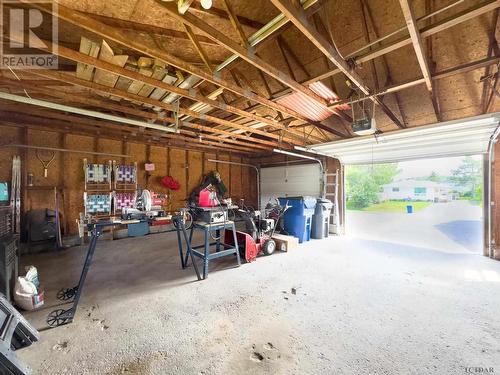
[161,176,180,190]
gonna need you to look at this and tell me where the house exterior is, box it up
[379,180,454,202]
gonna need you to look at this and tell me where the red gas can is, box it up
[199,188,216,207]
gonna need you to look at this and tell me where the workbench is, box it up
[181,220,241,279]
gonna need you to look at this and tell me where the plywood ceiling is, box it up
[0,0,498,155]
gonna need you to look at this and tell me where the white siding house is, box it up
[380,180,453,202]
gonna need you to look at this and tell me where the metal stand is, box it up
[0,294,39,375]
[185,221,240,279]
[173,215,201,281]
[47,223,111,327]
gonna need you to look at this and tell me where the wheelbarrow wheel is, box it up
[262,239,276,256]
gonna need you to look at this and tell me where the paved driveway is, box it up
[346,200,483,253]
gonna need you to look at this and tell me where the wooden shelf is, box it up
[26,186,65,191]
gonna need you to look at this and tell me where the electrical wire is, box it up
[6,64,32,99]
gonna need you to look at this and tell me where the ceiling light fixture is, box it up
[200,0,212,9]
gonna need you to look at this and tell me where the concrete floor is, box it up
[16,229,500,375]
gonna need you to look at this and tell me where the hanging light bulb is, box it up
[200,0,212,9]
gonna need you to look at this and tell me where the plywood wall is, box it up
[0,124,257,235]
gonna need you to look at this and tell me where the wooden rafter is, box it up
[270,0,404,129]
[80,12,219,46]
[178,0,195,15]
[278,37,309,80]
[0,116,233,154]
[156,0,330,107]
[221,0,248,47]
[481,9,499,113]
[182,23,212,72]
[277,37,296,81]
[307,0,500,86]
[328,56,500,109]
[0,107,257,153]
[271,0,370,94]
[399,0,441,121]
[229,69,253,108]
[360,0,408,128]
[19,69,300,146]
[24,1,326,137]
[189,2,265,30]
[0,78,275,151]
[14,36,306,143]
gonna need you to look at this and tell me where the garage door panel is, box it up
[310,113,500,164]
[261,164,320,208]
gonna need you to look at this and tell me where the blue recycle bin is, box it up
[406,205,413,214]
[278,196,317,243]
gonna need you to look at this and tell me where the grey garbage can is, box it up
[311,198,333,239]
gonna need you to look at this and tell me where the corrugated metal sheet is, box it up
[277,81,349,121]
[309,82,350,111]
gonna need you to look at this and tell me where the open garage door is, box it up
[307,113,500,256]
[309,113,500,164]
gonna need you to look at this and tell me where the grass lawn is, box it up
[348,200,432,213]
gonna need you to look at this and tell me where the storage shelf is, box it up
[26,186,65,191]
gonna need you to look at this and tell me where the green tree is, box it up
[450,156,482,198]
[346,163,399,209]
[428,171,443,182]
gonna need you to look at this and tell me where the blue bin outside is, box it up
[406,205,413,214]
[278,196,317,243]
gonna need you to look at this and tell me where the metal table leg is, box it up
[231,223,241,266]
[216,229,221,252]
[175,220,186,269]
[203,229,209,279]
[183,225,195,268]
[173,215,201,281]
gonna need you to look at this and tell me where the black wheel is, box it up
[56,287,76,301]
[262,239,276,256]
[47,309,73,327]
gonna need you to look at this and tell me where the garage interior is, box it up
[0,0,500,374]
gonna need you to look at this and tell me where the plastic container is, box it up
[406,205,413,214]
[278,196,317,243]
[199,188,217,207]
[311,198,333,239]
[128,221,149,237]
